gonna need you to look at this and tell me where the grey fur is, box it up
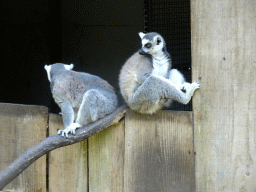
[45,63,118,137]
[119,32,200,114]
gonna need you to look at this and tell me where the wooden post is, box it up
[124,109,195,192]
[89,121,125,192]
[48,114,88,192]
[0,103,48,192]
[191,0,256,191]
[48,114,125,192]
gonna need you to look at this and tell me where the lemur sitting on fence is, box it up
[119,32,200,114]
[45,63,118,137]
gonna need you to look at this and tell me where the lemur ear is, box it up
[44,65,52,82]
[69,63,74,69]
[64,64,74,70]
[154,36,162,45]
[138,32,146,39]
[44,65,50,71]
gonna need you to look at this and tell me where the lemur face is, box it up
[44,63,74,82]
[138,32,165,56]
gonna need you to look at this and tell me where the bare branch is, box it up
[0,104,127,190]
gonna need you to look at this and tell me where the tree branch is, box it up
[0,104,127,190]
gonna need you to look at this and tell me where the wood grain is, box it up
[89,121,125,192]
[48,113,88,192]
[0,103,48,192]
[124,109,195,192]
[191,0,256,191]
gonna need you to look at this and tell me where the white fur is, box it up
[139,32,146,39]
[153,35,162,43]
[65,64,74,70]
[142,39,149,46]
[169,69,185,85]
[140,35,169,78]
[151,52,170,77]
[151,61,169,77]
[151,36,164,54]
[44,65,52,82]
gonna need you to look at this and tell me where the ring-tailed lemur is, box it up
[45,63,118,137]
[119,32,200,114]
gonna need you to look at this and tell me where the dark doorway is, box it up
[0,0,191,113]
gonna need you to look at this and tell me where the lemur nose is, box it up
[139,48,147,55]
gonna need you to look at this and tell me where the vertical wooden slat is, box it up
[48,114,87,192]
[124,109,194,192]
[0,103,48,192]
[89,121,125,192]
[191,0,256,191]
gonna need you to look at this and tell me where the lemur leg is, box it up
[129,75,200,112]
[168,68,201,101]
[168,69,185,86]
[169,69,199,93]
[164,69,186,107]
[75,89,117,127]
[157,75,200,104]
[58,101,80,137]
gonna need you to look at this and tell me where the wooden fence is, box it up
[0,103,47,192]
[0,103,194,192]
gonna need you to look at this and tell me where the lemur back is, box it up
[119,52,152,102]
[45,63,118,137]
[52,70,115,111]
[119,32,200,114]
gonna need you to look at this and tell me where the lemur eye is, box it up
[145,43,151,48]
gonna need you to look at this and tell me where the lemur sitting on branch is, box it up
[45,63,118,137]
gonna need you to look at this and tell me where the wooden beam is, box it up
[0,103,48,192]
[191,0,256,191]
[48,114,88,192]
[124,109,195,191]
[89,121,125,192]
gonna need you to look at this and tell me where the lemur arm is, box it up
[58,101,74,128]
[136,72,151,85]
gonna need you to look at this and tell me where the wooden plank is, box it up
[0,103,48,192]
[48,114,87,192]
[89,121,125,192]
[191,0,256,191]
[124,109,194,192]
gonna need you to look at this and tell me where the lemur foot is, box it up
[192,81,201,90]
[181,87,186,93]
[181,83,191,93]
[58,123,81,137]
[181,81,201,93]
